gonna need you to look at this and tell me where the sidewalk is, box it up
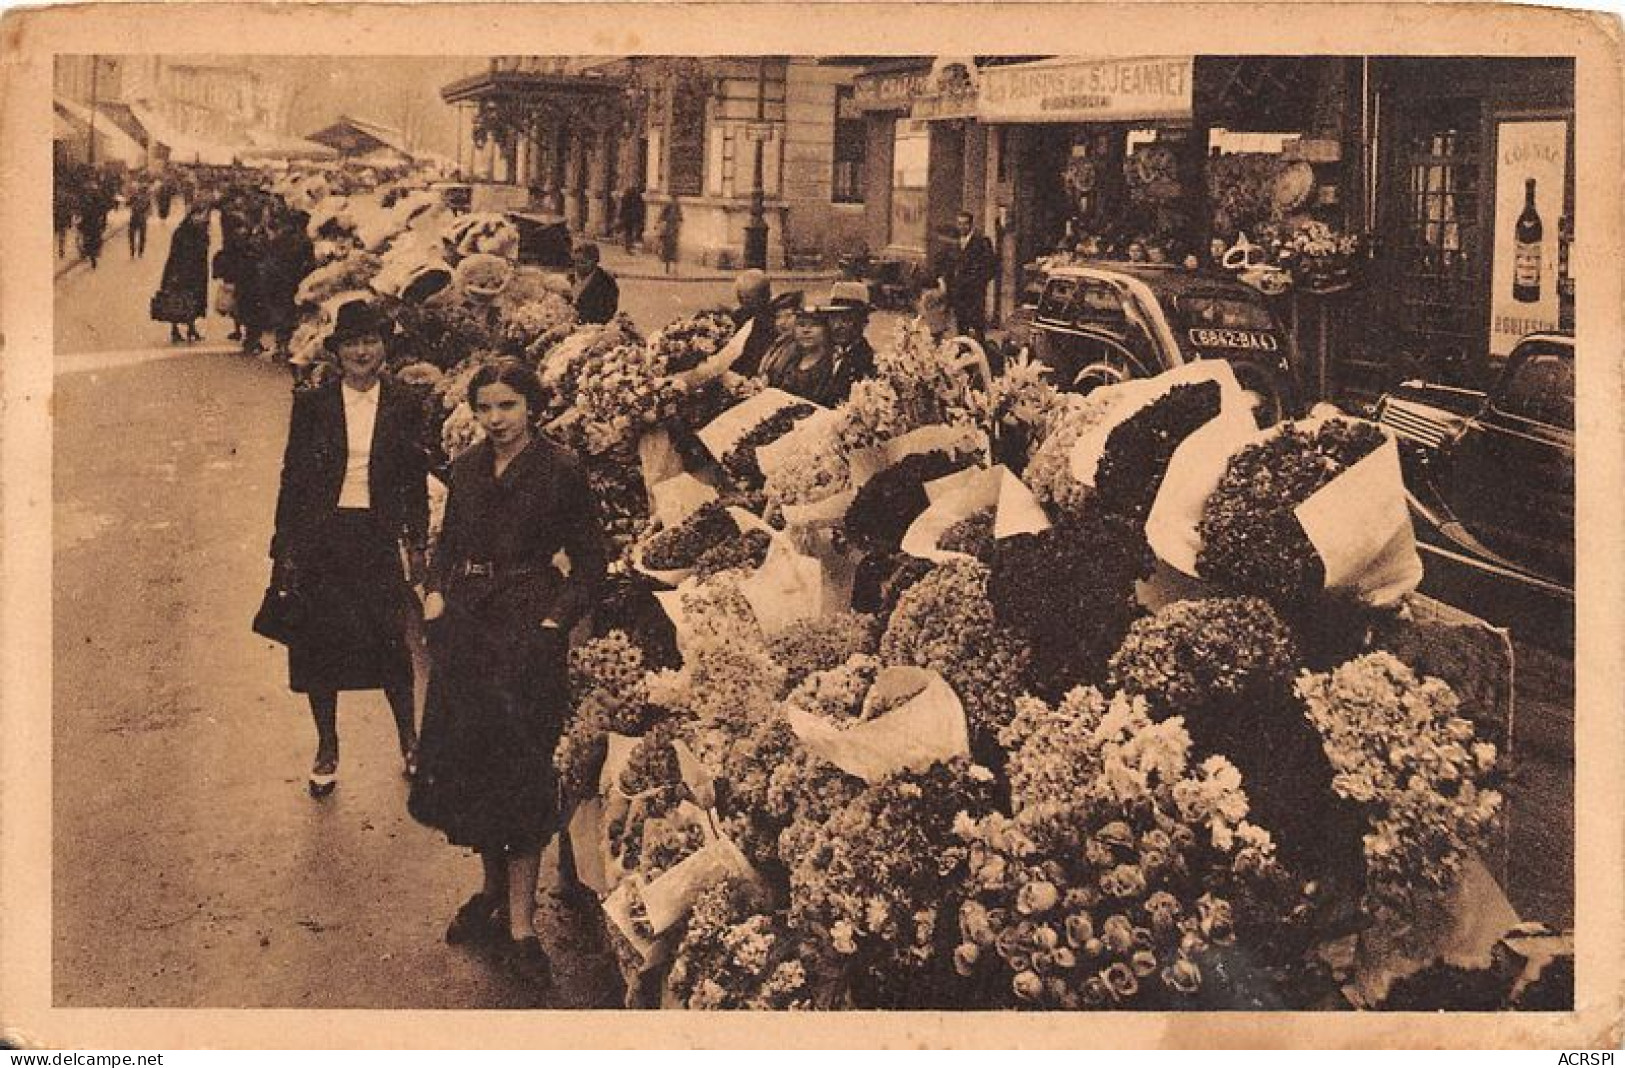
[53,207,132,281]
[597,243,839,285]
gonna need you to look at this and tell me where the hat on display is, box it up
[324,300,389,352]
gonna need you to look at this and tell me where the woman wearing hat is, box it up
[268,301,429,798]
[761,302,844,407]
[408,358,606,987]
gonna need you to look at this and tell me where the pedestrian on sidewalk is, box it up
[54,173,75,259]
[656,199,681,276]
[155,175,174,221]
[268,301,428,800]
[126,181,152,259]
[617,185,645,254]
[155,204,211,344]
[568,240,620,325]
[258,209,316,358]
[77,182,109,270]
[409,358,606,988]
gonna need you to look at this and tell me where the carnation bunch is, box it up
[1092,381,1221,525]
[937,506,997,561]
[572,341,683,456]
[722,403,818,489]
[785,654,884,724]
[879,558,1031,761]
[763,429,852,509]
[988,510,1152,697]
[1296,652,1502,915]
[788,758,998,1004]
[1196,418,1387,609]
[692,528,773,581]
[843,450,973,553]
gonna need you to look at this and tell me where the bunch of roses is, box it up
[787,759,998,1002]
[640,501,740,572]
[1296,652,1502,915]
[294,249,383,307]
[952,685,1295,1009]
[988,510,1152,698]
[650,309,738,375]
[1092,381,1221,526]
[691,528,773,582]
[1196,418,1387,610]
[843,450,974,554]
[765,611,878,690]
[499,292,578,362]
[668,878,847,1010]
[938,506,997,561]
[1022,390,1127,522]
[572,340,685,456]
[722,403,819,490]
[878,558,1031,758]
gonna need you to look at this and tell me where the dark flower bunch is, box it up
[722,403,818,489]
[879,559,1033,762]
[555,686,665,803]
[583,453,652,565]
[787,758,999,1001]
[765,611,879,691]
[641,502,739,572]
[1196,419,1386,609]
[590,572,682,673]
[1106,597,1355,879]
[692,528,773,582]
[843,450,974,554]
[654,309,738,375]
[938,507,997,561]
[668,877,848,1010]
[389,298,502,373]
[1092,381,1220,525]
[670,373,764,455]
[988,510,1153,698]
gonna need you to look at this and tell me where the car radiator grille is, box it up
[1377,399,1459,449]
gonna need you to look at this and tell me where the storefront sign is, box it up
[978,56,1193,124]
[912,59,979,121]
[1489,119,1567,357]
[854,69,930,112]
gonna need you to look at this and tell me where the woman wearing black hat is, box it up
[761,303,844,407]
[268,302,428,798]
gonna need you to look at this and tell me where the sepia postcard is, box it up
[2,0,1622,1051]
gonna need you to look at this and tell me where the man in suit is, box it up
[939,210,998,343]
[728,269,777,378]
[569,241,620,325]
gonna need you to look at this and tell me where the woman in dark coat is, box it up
[157,204,211,343]
[269,301,428,797]
[760,305,844,407]
[258,212,317,357]
[409,358,606,987]
[656,199,681,275]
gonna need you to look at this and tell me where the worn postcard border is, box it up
[2,0,1622,1050]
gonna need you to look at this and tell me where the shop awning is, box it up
[977,56,1194,124]
[128,102,246,166]
[54,98,147,165]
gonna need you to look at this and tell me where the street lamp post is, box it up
[742,56,769,270]
[87,55,100,166]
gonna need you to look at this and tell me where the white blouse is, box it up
[338,382,380,509]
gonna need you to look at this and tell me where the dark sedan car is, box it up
[1373,332,1574,638]
[1027,263,1302,424]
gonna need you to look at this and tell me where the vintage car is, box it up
[1373,332,1574,631]
[1026,262,1302,424]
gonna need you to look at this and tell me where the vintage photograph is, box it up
[6,1,1622,1050]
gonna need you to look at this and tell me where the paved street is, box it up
[50,232,1573,1009]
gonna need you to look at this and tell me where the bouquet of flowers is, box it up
[1280,221,1363,292]
[988,509,1152,698]
[692,528,773,582]
[639,501,742,575]
[952,686,1304,1009]
[1023,390,1130,522]
[454,252,514,300]
[651,309,739,377]
[764,611,878,690]
[843,450,974,554]
[721,402,819,490]
[442,212,520,262]
[439,401,484,462]
[539,317,643,416]
[937,506,998,561]
[572,341,684,456]
[393,361,444,389]
[1086,380,1223,526]
[500,292,578,362]
[788,758,998,1005]
[1296,652,1502,916]
[878,558,1032,759]
[963,351,1062,465]
[555,631,663,802]
[763,414,854,521]
[667,878,847,1010]
[296,250,383,307]
[1195,417,1389,610]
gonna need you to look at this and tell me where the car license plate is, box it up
[1186,328,1282,352]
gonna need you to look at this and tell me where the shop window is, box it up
[832,86,866,204]
[1393,102,1482,361]
[889,119,930,251]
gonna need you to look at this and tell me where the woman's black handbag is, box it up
[252,565,306,647]
[149,288,197,324]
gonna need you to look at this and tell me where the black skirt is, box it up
[287,510,414,694]
[409,575,571,854]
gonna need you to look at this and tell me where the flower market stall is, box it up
[274,176,1563,1013]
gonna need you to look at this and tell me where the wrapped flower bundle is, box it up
[843,450,972,554]
[389,299,501,372]
[1091,380,1221,525]
[1196,418,1386,609]
[765,611,879,691]
[668,878,847,1010]
[722,403,818,489]
[788,758,998,1004]
[937,506,997,562]
[988,510,1152,698]
[651,309,738,376]
[955,686,1302,1009]
[454,252,514,299]
[1296,652,1502,914]
[641,502,741,573]
[539,317,644,417]
[500,292,578,362]
[1107,598,1359,880]
[556,631,662,802]
[295,250,383,307]
[785,654,884,724]
[1023,390,1126,522]
[879,559,1031,760]
[692,528,773,582]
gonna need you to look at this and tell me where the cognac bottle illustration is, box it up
[1513,177,1543,303]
